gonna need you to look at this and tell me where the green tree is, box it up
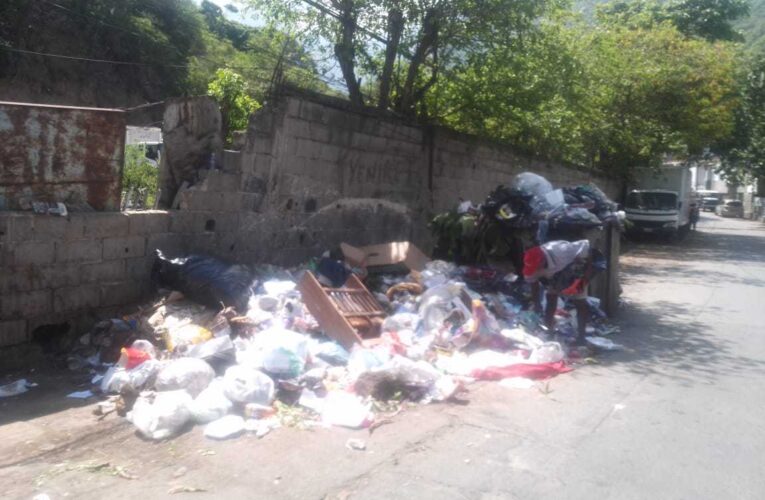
[122,145,159,209]
[598,0,750,42]
[430,14,740,175]
[577,23,739,173]
[0,0,329,105]
[207,68,261,142]
[716,51,765,189]
[246,0,556,114]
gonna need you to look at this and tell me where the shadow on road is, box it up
[624,215,765,265]
[602,216,765,384]
[600,300,765,386]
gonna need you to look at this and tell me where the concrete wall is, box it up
[1,90,620,353]
[0,102,125,211]
[238,91,619,221]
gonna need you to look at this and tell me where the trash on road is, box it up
[345,438,367,451]
[585,336,624,350]
[0,379,33,397]
[49,174,624,449]
[204,415,245,440]
[67,390,95,399]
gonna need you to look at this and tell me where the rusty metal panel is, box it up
[0,101,126,211]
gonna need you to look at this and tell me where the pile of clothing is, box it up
[430,172,624,264]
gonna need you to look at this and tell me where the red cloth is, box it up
[561,278,588,296]
[471,361,572,381]
[523,247,545,277]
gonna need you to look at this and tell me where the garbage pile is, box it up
[53,231,621,443]
[431,173,624,264]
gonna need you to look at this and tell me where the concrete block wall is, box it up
[0,90,621,353]
[432,132,620,212]
[240,92,619,222]
[241,98,428,218]
[0,209,241,347]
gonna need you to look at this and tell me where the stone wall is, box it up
[1,90,620,355]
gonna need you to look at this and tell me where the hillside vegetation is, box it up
[0,0,326,107]
[576,0,765,49]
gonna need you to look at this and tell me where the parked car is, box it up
[701,197,721,212]
[715,199,744,218]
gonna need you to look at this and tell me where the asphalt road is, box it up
[1,213,763,499]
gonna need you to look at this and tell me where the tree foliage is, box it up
[0,0,329,105]
[431,15,739,174]
[246,0,557,114]
[716,51,765,186]
[123,145,159,208]
[597,0,749,42]
[207,68,261,142]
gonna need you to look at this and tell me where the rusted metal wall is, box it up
[0,102,126,211]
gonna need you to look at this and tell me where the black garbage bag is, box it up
[151,250,254,312]
[482,185,533,219]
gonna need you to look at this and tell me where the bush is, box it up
[122,145,159,209]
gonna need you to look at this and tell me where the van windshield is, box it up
[626,192,678,211]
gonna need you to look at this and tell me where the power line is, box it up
[0,44,346,91]
[41,0,148,39]
[0,45,189,68]
[33,0,341,90]
[295,0,481,103]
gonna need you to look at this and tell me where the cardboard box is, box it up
[341,241,429,274]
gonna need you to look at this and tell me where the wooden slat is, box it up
[297,271,385,349]
[298,271,363,350]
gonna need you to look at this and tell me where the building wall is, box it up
[1,91,620,353]
[0,102,125,211]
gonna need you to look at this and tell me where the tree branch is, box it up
[334,0,364,106]
[378,7,404,110]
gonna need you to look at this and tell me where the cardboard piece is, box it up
[341,241,429,274]
[298,271,386,350]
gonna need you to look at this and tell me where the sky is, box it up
[194,0,348,91]
[193,0,261,26]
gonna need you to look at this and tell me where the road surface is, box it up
[1,213,764,499]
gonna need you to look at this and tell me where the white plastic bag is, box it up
[222,365,275,404]
[418,283,472,334]
[0,379,30,397]
[528,342,564,364]
[585,337,624,350]
[155,358,214,397]
[347,347,390,379]
[381,313,421,335]
[188,379,233,424]
[545,188,565,208]
[185,335,234,361]
[101,359,161,394]
[204,415,245,440]
[513,172,553,198]
[253,327,310,378]
[321,391,372,429]
[127,390,192,440]
[500,328,545,349]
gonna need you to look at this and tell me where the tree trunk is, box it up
[398,8,438,116]
[378,8,404,110]
[334,0,364,107]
